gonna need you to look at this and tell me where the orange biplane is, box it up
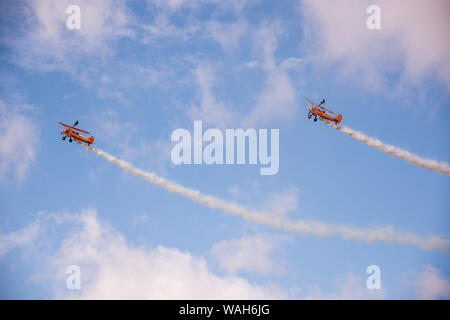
[58,121,94,145]
[305,98,342,124]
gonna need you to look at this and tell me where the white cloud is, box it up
[226,180,261,199]
[43,209,285,299]
[139,12,200,43]
[141,2,253,44]
[280,58,303,71]
[206,20,248,52]
[210,234,288,275]
[8,0,135,72]
[152,0,189,12]
[410,265,450,299]
[0,220,40,258]
[260,186,298,218]
[242,23,298,127]
[243,71,297,127]
[150,0,257,15]
[178,22,298,129]
[132,213,148,225]
[226,183,298,219]
[301,0,450,90]
[0,100,39,184]
[241,61,259,69]
[208,188,296,276]
[188,63,237,128]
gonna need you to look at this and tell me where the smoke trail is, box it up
[321,119,450,176]
[83,145,449,251]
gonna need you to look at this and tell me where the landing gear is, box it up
[314,116,318,122]
[69,138,72,143]
[62,136,66,140]
[307,112,311,119]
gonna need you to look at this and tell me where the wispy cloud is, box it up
[301,0,450,91]
[260,187,298,218]
[409,265,450,299]
[6,0,136,72]
[188,63,237,128]
[206,20,248,52]
[0,220,40,258]
[0,100,39,185]
[210,233,288,275]
[242,23,298,127]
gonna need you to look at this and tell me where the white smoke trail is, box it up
[321,119,450,176]
[83,145,449,251]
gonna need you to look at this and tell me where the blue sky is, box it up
[0,0,449,299]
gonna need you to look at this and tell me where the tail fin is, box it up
[88,136,94,144]
[336,114,342,123]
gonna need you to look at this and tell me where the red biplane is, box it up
[305,98,342,124]
[58,121,94,145]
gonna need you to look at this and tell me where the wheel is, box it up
[62,137,66,140]
[307,114,311,119]
[314,118,317,122]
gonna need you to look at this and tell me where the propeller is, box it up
[73,120,79,127]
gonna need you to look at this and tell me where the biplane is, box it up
[58,121,94,145]
[305,98,342,124]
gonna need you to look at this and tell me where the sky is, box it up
[0,0,449,299]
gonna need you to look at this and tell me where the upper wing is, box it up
[58,121,90,134]
[305,98,335,114]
